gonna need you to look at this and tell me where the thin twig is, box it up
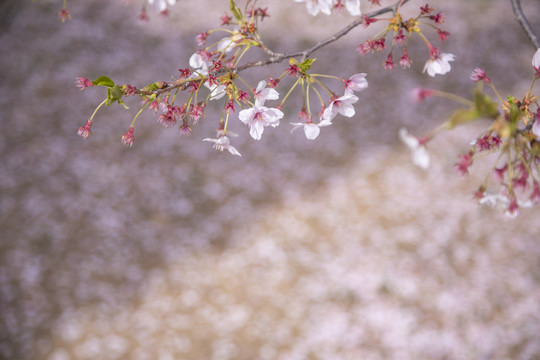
[236,0,410,71]
[510,0,540,49]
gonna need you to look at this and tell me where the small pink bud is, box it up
[437,29,450,41]
[383,54,394,70]
[399,50,412,69]
[77,120,93,139]
[75,77,94,90]
[469,68,491,84]
[121,127,135,147]
[412,88,435,102]
[57,8,71,22]
[420,4,434,14]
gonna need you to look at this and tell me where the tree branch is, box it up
[510,0,540,49]
[141,0,409,97]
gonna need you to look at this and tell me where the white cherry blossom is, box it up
[533,48,540,68]
[189,53,211,76]
[344,0,361,16]
[294,0,333,16]
[423,53,455,77]
[203,133,241,156]
[344,73,368,95]
[147,0,176,12]
[399,128,430,169]
[254,80,279,106]
[205,83,227,101]
[322,94,359,121]
[532,115,540,138]
[189,53,225,101]
[217,28,242,54]
[239,105,283,140]
[290,119,333,140]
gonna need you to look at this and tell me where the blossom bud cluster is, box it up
[401,50,540,217]
[357,2,453,77]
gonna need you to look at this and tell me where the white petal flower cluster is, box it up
[294,0,361,16]
[189,53,211,76]
[423,53,455,77]
[290,73,367,140]
[147,0,175,12]
[239,80,283,140]
[399,128,430,169]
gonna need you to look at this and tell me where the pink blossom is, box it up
[290,119,333,140]
[322,94,359,121]
[239,105,283,140]
[423,52,455,77]
[294,0,333,16]
[399,128,430,169]
[254,80,280,106]
[203,132,241,156]
[344,73,368,95]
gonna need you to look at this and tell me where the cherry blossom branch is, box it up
[236,0,411,72]
[510,0,540,49]
[135,1,409,98]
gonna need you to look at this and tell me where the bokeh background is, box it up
[1,0,540,359]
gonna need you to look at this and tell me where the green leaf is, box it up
[141,82,162,92]
[447,109,480,129]
[507,101,521,124]
[299,58,316,72]
[473,88,498,119]
[92,75,115,88]
[230,0,243,22]
[106,85,129,109]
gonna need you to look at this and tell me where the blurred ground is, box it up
[1,0,540,359]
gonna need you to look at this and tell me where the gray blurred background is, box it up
[1,0,540,359]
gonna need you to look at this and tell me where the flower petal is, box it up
[304,123,321,140]
[533,48,540,68]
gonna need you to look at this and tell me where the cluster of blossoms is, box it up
[76,0,371,158]
[71,0,540,216]
[401,49,540,217]
[138,0,177,20]
[357,2,454,76]
[293,0,363,16]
